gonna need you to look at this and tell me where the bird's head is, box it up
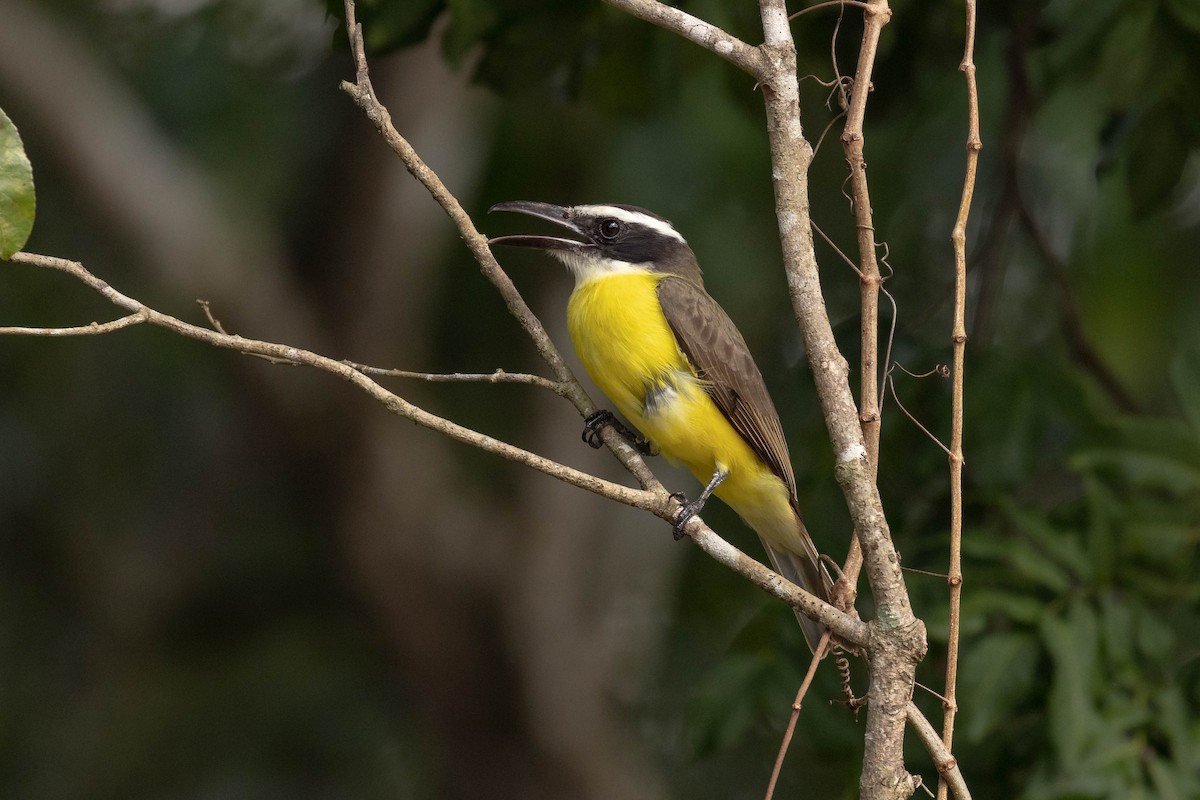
[488,201,703,286]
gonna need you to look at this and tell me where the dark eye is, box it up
[598,219,622,240]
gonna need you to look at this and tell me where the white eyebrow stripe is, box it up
[574,205,685,242]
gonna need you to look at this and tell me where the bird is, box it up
[488,201,833,652]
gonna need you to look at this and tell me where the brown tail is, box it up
[760,521,833,654]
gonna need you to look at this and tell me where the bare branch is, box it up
[7,252,867,648]
[835,0,892,608]
[886,370,953,457]
[907,702,973,800]
[0,311,147,336]
[790,0,874,19]
[764,631,831,800]
[939,3,980,797]
[601,0,766,78]
[9,252,649,507]
[338,0,659,490]
[345,364,570,396]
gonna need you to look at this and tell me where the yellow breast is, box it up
[566,272,686,419]
[565,272,802,555]
[565,271,733,474]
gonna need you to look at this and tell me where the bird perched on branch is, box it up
[489,201,833,652]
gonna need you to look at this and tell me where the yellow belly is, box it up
[567,274,801,552]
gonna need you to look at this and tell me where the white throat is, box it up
[553,251,655,286]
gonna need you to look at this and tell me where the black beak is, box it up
[487,201,593,252]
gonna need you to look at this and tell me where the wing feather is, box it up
[657,277,798,503]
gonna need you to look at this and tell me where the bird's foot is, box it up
[669,467,728,540]
[668,492,693,540]
[582,409,656,455]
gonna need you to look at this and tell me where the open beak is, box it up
[487,201,594,253]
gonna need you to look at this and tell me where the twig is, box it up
[0,310,148,336]
[886,370,953,458]
[339,0,659,489]
[835,0,892,613]
[601,0,767,78]
[344,363,570,395]
[939,2,980,798]
[197,299,295,365]
[789,0,873,19]
[764,631,831,800]
[811,219,865,279]
[907,702,972,800]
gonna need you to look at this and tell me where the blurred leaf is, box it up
[1163,0,1200,32]
[325,0,445,54]
[1125,103,1191,218]
[464,5,592,96]
[442,0,499,65]
[958,631,1039,743]
[964,532,1074,594]
[0,107,35,259]
[1170,343,1200,437]
[1095,4,1159,105]
[1133,601,1176,660]
[685,653,777,757]
[1042,600,1101,765]
[1003,498,1093,583]
[1072,415,1200,496]
[959,588,1049,627]
[1097,593,1134,670]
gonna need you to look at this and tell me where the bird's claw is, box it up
[582,410,615,449]
[669,492,694,540]
[582,409,656,455]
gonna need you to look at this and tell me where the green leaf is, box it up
[964,531,1074,594]
[1125,103,1191,218]
[0,106,35,259]
[684,653,776,756]
[958,631,1039,742]
[1163,0,1200,33]
[1042,600,1102,765]
[1169,343,1200,437]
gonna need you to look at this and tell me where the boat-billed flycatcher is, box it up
[489,201,833,651]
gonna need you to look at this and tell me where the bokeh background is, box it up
[1,0,1198,798]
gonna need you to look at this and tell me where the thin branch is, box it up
[835,0,892,613]
[939,2,980,797]
[886,370,953,457]
[338,0,659,489]
[601,0,767,79]
[764,631,831,800]
[812,219,865,279]
[907,702,973,800]
[0,311,147,336]
[8,252,869,649]
[10,251,649,507]
[790,0,873,19]
[344,363,570,396]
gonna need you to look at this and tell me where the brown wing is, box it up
[657,276,798,502]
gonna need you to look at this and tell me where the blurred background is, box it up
[1,0,1198,797]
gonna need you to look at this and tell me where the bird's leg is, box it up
[582,410,657,456]
[671,467,729,540]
